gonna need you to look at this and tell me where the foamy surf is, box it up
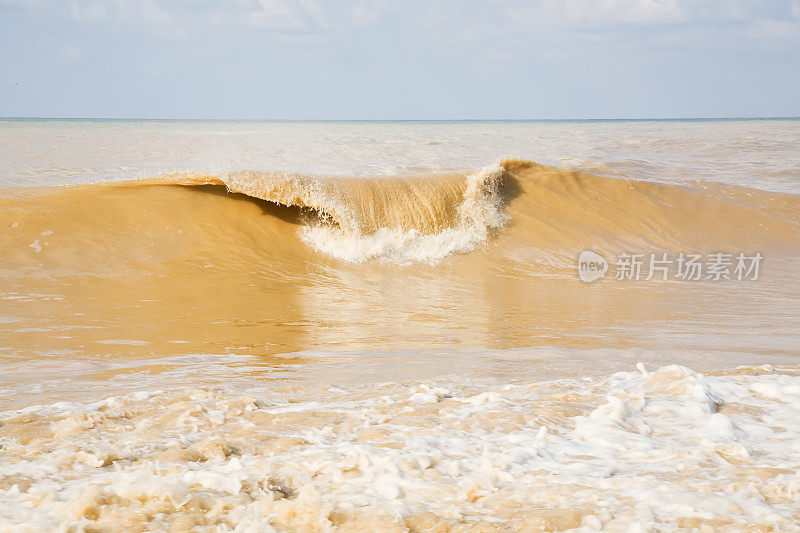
[1,363,799,531]
[2,128,800,533]
[296,164,508,263]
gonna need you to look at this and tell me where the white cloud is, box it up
[748,18,800,40]
[247,0,300,29]
[66,0,107,22]
[4,0,800,44]
[549,0,685,26]
[246,0,327,31]
[58,40,84,62]
[61,0,167,24]
[0,0,47,6]
[350,0,384,27]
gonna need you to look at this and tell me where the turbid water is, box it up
[1,119,799,531]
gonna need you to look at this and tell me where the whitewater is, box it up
[1,119,799,531]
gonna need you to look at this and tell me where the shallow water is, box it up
[1,119,799,531]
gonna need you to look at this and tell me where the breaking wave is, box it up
[156,163,509,263]
[2,159,799,270]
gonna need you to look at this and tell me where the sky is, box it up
[1,0,799,119]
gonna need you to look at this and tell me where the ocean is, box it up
[1,118,799,531]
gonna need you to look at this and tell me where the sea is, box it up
[1,118,799,531]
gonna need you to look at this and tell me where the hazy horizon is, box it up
[2,116,800,122]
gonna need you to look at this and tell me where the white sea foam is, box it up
[1,363,799,531]
[300,164,508,263]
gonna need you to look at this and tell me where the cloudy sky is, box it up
[1,0,799,119]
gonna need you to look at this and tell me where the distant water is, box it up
[1,118,799,192]
[1,119,799,531]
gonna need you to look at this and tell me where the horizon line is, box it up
[1,116,799,123]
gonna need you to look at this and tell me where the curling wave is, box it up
[1,159,800,358]
[155,163,509,263]
[1,159,799,273]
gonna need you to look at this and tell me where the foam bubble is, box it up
[1,364,799,530]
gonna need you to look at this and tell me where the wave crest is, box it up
[162,163,510,263]
[4,159,799,271]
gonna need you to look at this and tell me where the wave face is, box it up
[155,159,800,264]
[156,163,509,263]
[2,159,799,361]
[6,158,794,269]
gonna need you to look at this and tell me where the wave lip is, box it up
[300,164,509,263]
[163,163,511,263]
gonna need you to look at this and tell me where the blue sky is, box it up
[1,0,799,119]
